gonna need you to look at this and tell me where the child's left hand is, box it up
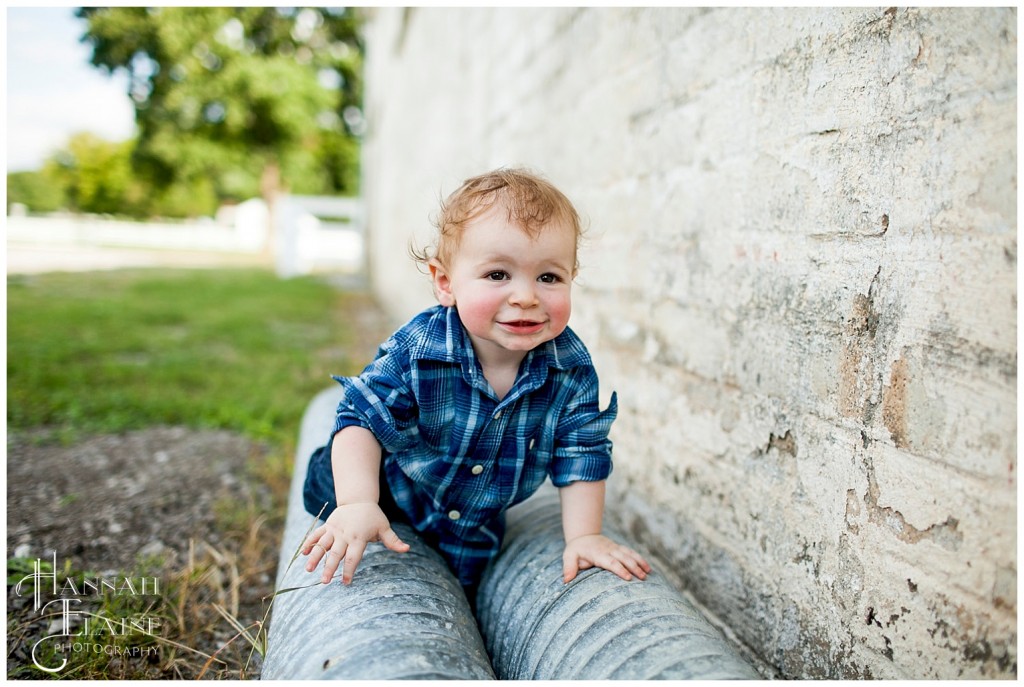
[562,534,652,583]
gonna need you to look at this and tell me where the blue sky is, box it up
[6,6,135,172]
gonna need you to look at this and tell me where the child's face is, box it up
[431,204,576,364]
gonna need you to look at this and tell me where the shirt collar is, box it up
[409,305,593,371]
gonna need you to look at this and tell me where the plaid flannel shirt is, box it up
[328,304,616,586]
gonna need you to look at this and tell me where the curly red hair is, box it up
[411,167,583,274]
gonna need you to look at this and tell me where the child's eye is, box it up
[486,271,509,281]
[537,273,561,284]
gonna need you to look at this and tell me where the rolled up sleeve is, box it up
[548,368,617,487]
[330,339,419,454]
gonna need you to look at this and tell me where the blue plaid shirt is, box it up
[329,304,616,585]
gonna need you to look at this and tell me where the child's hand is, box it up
[562,534,652,584]
[302,502,410,585]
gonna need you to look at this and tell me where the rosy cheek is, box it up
[456,293,501,332]
[546,293,572,332]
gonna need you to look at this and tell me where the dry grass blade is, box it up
[242,504,329,670]
[195,604,265,679]
[212,604,258,649]
[261,505,331,603]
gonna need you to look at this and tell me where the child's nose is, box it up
[508,280,539,307]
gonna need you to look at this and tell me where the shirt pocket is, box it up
[502,431,550,507]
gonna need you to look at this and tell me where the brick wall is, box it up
[359,7,1016,678]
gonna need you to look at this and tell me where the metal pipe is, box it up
[265,387,759,680]
[261,387,495,680]
[476,487,762,680]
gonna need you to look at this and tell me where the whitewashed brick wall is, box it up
[359,7,1016,678]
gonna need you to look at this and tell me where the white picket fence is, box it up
[6,195,365,279]
[273,195,364,278]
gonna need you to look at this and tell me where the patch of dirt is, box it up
[7,427,271,573]
[6,426,276,679]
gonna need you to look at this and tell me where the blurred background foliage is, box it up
[7,7,364,219]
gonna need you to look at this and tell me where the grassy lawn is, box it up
[7,268,380,444]
[6,267,390,678]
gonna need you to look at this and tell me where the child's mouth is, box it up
[500,320,545,334]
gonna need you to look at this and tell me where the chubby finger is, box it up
[626,552,651,577]
[380,527,410,553]
[602,556,633,581]
[301,524,327,555]
[304,532,334,572]
[562,550,580,583]
[322,544,347,584]
[624,547,653,574]
[304,542,326,572]
[342,540,367,585]
[620,553,650,580]
[612,545,650,579]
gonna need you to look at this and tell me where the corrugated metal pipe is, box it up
[264,387,760,680]
[476,487,762,680]
[261,387,495,679]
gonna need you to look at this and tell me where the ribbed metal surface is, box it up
[476,487,761,680]
[262,387,495,680]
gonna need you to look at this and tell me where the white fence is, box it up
[272,195,364,278]
[6,195,365,279]
[5,204,266,253]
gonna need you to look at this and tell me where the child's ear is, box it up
[429,260,456,307]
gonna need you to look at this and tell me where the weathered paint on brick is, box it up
[360,7,1016,679]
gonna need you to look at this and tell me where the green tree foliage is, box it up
[77,7,364,217]
[7,170,66,214]
[7,133,149,216]
[52,133,150,215]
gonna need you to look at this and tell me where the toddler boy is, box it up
[301,168,650,602]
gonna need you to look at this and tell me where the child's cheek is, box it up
[457,292,501,335]
[546,292,572,335]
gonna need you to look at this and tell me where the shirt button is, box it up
[493,410,502,419]
[448,510,461,521]
[529,438,536,450]
[471,465,484,475]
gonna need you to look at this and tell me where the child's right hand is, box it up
[302,502,410,585]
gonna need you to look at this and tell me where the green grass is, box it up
[6,267,391,679]
[7,268,377,446]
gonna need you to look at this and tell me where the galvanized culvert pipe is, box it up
[265,387,759,680]
[261,387,495,680]
[476,486,762,680]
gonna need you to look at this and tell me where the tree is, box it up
[7,170,66,214]
[7,133,148,216]
[77,7,364,218]
[50,132,150,216]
